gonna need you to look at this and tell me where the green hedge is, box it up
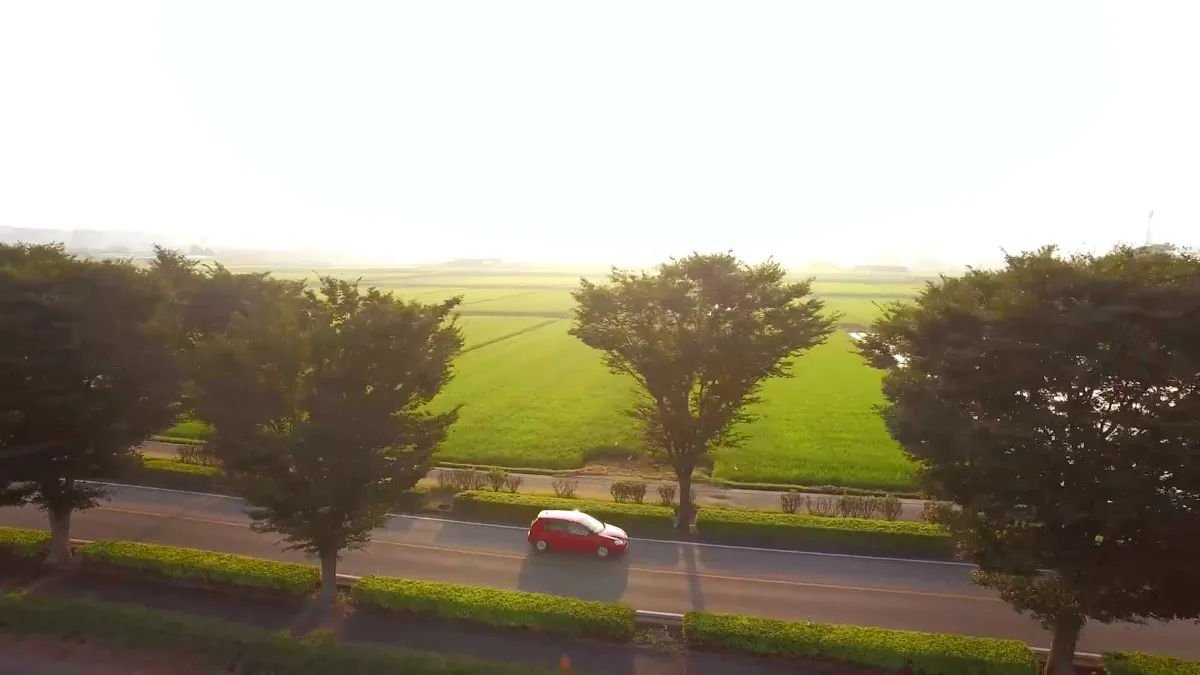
[109,458,430,512]
[142,457,221,476]
[1104,652,1200,675]
[0,591,545,675]
[684,612,1037,675]
[111,457,238,495]
[77,540,319,596]
[352,575,635,642]
[0,526,52,558]
[453,491,679,535]
[696,506,951,557]
[453,491,952,558]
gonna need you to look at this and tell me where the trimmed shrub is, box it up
[806,495,839,517]
[438,468,487,492]
[144,457,221,477]
[696,506,951,557]
[683,612,1037,675]
[504,474,524,493]
[77,540,319,596]
[920,499,948,524]
[462,469,488,492]
[780,491,804,514]
[175,444,221,467]
[453,491,677,536]
[657,482,677,506]
[878,495,904,521]
[1104,652,1200,675]
[0,592,544,675]
[610,480,647,504]
[352,575,635,641]
[487,468,508,492]
[0,526,51,558]
[550,478,579,498]
[838,494,877,519]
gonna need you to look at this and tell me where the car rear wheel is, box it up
[533,540,549,553]
[596,545,609,558]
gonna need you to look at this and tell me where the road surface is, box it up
[2,483,1198,658]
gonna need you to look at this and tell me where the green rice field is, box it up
[163,264,932,490]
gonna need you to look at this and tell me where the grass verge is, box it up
[0,592,546,675]
[683,612,1038,675]
[77,540,320,596]
[1104,652,1200,675]
[150,435,206,445]
[453,491,952,558]
[0,527,52,558]
[352,575,635,642]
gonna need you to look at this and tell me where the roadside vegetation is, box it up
[3,530,1195,674]
[4,243,1200,675]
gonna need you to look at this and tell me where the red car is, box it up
[526,509,629,558]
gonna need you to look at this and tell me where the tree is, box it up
[190,277,463,603]
[570,252,836,530]
[857,245,1200,675]
[0,244,185,565]
[148,246,306,341]
[147,247,306,430]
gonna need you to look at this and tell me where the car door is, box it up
[565,522,593,553]
[543,519,572,551]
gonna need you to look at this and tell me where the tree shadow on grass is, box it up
[34,569,307,631]
[346,606,647,674]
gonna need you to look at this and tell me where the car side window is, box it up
[567,523,589,536]
[542,520,568,533]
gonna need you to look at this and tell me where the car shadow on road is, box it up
[516,552,630,604]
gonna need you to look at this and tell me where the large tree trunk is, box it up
[318,548,339,606]
[1044,615,1082,675]
[675,468,694,534]
[46,502,74,568]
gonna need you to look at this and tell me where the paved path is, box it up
[3,484,1199,659]
[141,441,930,520]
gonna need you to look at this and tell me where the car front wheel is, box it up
[596,545,609,558]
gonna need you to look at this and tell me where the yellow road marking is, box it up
[92,505,997,603]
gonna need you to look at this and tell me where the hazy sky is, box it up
[1,1,1197,265]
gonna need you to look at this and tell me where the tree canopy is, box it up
[858,245,1200,674]
[0,244,186,564]
[191,276,464,601]
[570,252,836,528]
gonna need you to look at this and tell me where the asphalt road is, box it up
[2,483,1198,659]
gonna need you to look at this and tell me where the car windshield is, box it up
[577,514,604,534]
